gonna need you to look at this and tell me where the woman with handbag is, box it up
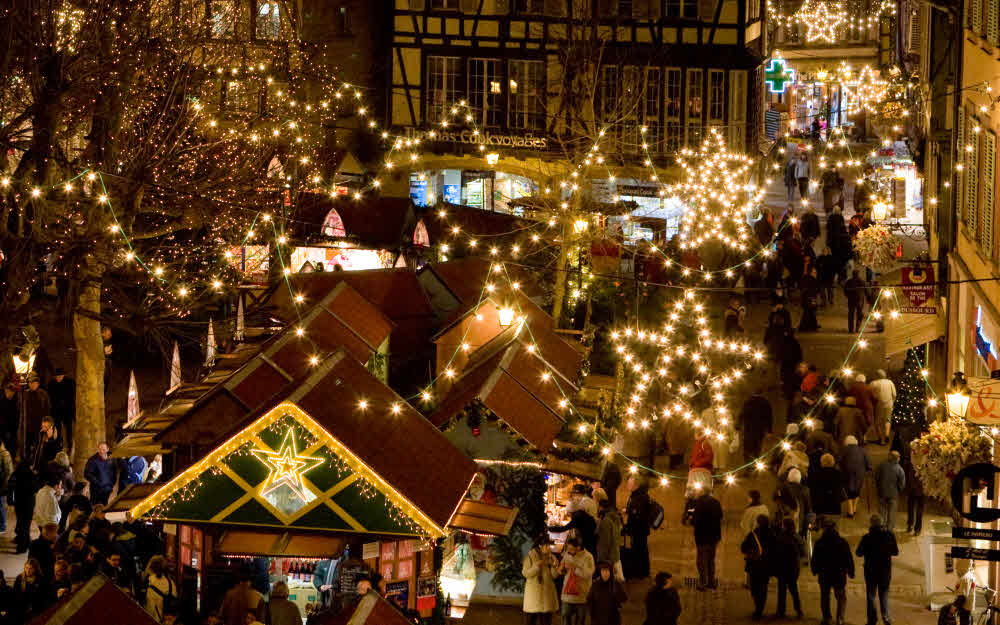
[741,515,776,621]
[521,534,559,625]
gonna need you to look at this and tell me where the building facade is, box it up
[386,0,770,210]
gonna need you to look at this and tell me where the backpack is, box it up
[148,576,179,618]
[649,500,664,530]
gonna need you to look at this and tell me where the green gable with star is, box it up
[130,402,443,537]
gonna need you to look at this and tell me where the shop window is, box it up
[708,69,724,122]
[426,56,462,124]
[255,1,281,39]
[509,60,545,130]
[468,59,504,127]
[665,124,683,153]
[598,66,620,125]
[209,0,237,38]
[622,66,643,153]
[665,0,696,18]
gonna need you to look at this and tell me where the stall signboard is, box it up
[963,378,1000,425]
[900,266,936,314]
[339,563,369,596]
[398,540,414,560]
[385,580,410,610]
[362,542,379,561]
[416,576,438,611]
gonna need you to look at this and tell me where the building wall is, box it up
[948,0,1000,378]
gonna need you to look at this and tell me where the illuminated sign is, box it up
[765,58,795,94]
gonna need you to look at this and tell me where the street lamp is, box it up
[485,152,499,166]
[12,352,34,376]
[871,198,891,221]
[945,371,971,420]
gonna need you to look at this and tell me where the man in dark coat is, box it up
[773,517,805,619]
[601,460,623,510]
[625,482,652,579]
[856,514,899,625]
[0,383,18,454]
[844,271,866,334]
[20,371,50,459]
[816,247,838,306]
[875,451,906,533]
[83,442,117,505]
[47,368,75,454]
[740,391,773,460]
[692,488,723,590]
[800,209,821,244]
[644,571,681,625]
[798,267,821,331]
[550,508,598,558]
[811,518,855,625]
[741,515,776,621]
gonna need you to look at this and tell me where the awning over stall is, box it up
[448,499,519,536]
[215,530,346,558]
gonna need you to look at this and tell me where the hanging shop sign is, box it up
[765,58,796,94]
[961,377,1000,425]
[899,265,936,314]
[951,463,1000,523]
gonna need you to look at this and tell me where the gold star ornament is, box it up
[252,429,324,501]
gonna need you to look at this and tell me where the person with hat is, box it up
[811,517,855,625]
[856,514,899,625]
[521,533,559,624]
[835,397,867,448]
[48,368,75,456]
[870,369,897,446]
[644,571,681,625]
[565,482,598,521]
[587,561,627,625]
[20,371,50,459]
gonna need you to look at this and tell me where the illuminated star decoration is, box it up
[252,429,324,502]
[797,0,846,43]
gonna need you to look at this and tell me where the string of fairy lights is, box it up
[766,0,897,43]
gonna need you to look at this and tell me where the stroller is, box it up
[681,467,713,525]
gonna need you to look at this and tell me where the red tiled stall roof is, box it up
[293,193,416,248]
[29,575,160,625]
[429,335,565,450]
[421,257,543,309]
[314,593,414,625]
[286,350,478,529]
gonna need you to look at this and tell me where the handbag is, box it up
[563,570,580,596]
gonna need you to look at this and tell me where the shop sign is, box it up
[362,542,379,560]
[386,580,410,610]
[963,377,1000,425]
[416,576,438,611]
[950,546,1000,562]
[951,463,1000,522]
[404,127,549,149]
[617,184,662,198]
[444,184,460,204]
[899,265,936,314]
[765,58,795,94]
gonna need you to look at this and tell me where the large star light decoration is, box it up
[252,429,324,501]
[797,0,845,43]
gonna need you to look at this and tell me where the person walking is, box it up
[835,397,867,449]
[870,369,897,446]
[741,515,776,621]
[774,517,806,619]
[811,517,855,625]
[522,534,560,625]
[692,487,723,590]
[587,561,628,625]
[898,427,927,536]
[596,499,624,581]
[811,453,845,518]
[840,436,871,518]
[801,207,821,244]
[557,536,594,625]
[795,152,811,202]
[784,156,798,205]
[857,514,899,625]
[740,390,773,460]
[644,571,682,625]
[625,479,653,579]
[741,490,770,536]
[775,468,811,537]
[817,247,838,306]
[849,373,877,442]
[799,267,821,331]
[875,451,906,532]
[844,271,866,334]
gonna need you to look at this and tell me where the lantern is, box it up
[946,372,971,419]
[871,199,891,221]
[497,307,516,328]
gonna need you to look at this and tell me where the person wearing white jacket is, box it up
[870,369,897,445]
[522,534,560,624]
[558,536,595,625]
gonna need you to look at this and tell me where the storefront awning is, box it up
[216,530,346,558]
[106,483,162,518]
[448,499,518,536]
[885,313,945,355]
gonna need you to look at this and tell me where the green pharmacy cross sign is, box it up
[765,58,795,94]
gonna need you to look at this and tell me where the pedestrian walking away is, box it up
[811,517,855,625]
[692,487,723,590]
[870,369,897,445]
[741,515,776,621]
[875,451,906,532]
[844,270,866,333]
[856,513,899,625]
[839,435,871,518]
[795,152,811,201]
[774,517,806,619]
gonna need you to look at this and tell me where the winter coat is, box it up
[740,394,773,454]
[778,450,809,481]
[559,548,595,604]
[741,504,771,535]
[596,510,623,565]
[521,548,559,613]
[810,466,845,516]
[644,586,682,625]
[856,526,899,584]
[784,160,797,187]
[875,459,906,499]
[601,462,623,506]
[626,487,653,537]
[21,387,51,455]
[816,253,838,283]
[839,444,871,496]
[806,429,837,456]
[801,211,821,241]
[848,382,876,424]
[835,406,867,445]
[741,526,776,576]
[551,510,597,556]
[12,574,51,620]
[689,437,714,470]
[692,494,723,545]
[772,527,805,580]
[84,454,117,496]
[587,576,628,625]
[810,528,855,587]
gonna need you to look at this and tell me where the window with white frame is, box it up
[686,69,703,120]
[599,65,620,125]
[256,1,281,40]
[509,60,545,130]
[426,56,462,124]
[644,68,662,153]
[469,59,504,127]
[209,0,237,38]
[708,69,724,121]
[665,68,681,119]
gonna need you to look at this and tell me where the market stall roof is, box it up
[419,257,544,313]
[448,499,519,536]
[313,593,413,625]
[131,349,477,538]
[28,574,159,625]
[428,326,568,449]
[293,194,417,248]
[157,282,393,448]
[106,483,161,515]
[419,203,531,244]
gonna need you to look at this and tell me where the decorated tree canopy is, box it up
[131,402,456,538]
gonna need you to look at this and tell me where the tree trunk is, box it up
[72,276,105,476]
[551,228,570,328]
